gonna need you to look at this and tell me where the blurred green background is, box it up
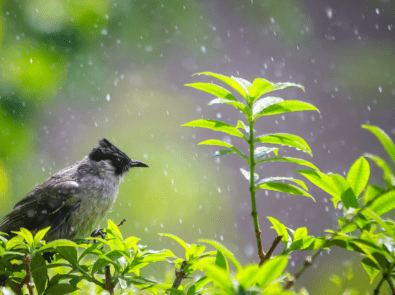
[0,0,394,293]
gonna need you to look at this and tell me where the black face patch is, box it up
[89,139,132,175]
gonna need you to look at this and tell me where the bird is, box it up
[0,138,148,242]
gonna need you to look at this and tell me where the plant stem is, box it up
[260,236,283,265]
[374,274,386,294]
[249,119,265,262]
[170,260,187,294]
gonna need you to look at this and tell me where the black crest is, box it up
[89,139,148,175]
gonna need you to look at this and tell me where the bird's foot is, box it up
[90,228,106,239]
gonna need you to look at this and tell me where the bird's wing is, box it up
[0,180,81,240]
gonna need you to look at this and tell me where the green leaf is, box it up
[31,254,48,295]
[37,240,78,253]
[182,119,246,139]
[199,263,234,294]
[240,168,259,183]
[159,233,190,258]
[257,182,315,201]
[330,174,359,209]
[78,242,103,262]
[208,98,249,114]
[361,258,380,284]
[167,290,185,295]
[256,255,289,289]
[362,125,395,165]
[193,72,248,101]
[212,149,249,163]
[252,97,284,117]
[289,236,315,251]
[256,157,319,170]
[293,227,308,241]
[255,133,312,156]
[249,78,304,101]
[364,153,395,187]
[231,76,252,101]
[185,82,237,101]
[347,156,370,197]
[56,246,78,267]
[187,276,211,295]
[16,228,34,248]
[236,120,252,134]
[91,257,113,275]
[237,264,260,289]
[364,185,384,205]
[33,227,51,249]
[43,284,78,295]
[256,176,308,190]
[215,250,229,274]
[254,100,319,120]
[267,217,288,246]
[107,219,123,239]
[254,146,279,158]
[189,244,206,260]
[295,170,340,205]
[364,208,395,239]
[198,239,241,271]
[200,139,250,164]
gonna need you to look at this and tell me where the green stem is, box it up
[249,119,265,262]
[374,275,386,294]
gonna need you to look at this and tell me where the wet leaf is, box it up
[208,98,248,114]
[257,182,315,201]
[185,82,237,101]
[254,146,279,158]
[256,176,308,191]
[364,153,395,187]
[362,125,395,165]
[347,156,370,197]
[240,168,259,182]
[252,97,284,117]
[182,119,246,139]
[254,100,319,120]
[255,133,312,156]
[257,157,319,170]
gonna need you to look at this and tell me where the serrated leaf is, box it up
[240,168,259,182]
[255,133,312,156]
[330,174,359,209]
[257,182,315,201]
[182,119,246,139]
[208,98,249,114]
[256,176,308,190]
[257,157,319,170]
[347,156,370,198]
[254,146,279,158]
[193,72,248,101]
[364,153,395,187]
[254,100,319,120]
[362,125,395,165]
[256,255,288,289]
[267,217,288,246]
[252,97,284,117]
[185,82,237,101]
[295,170,340,206]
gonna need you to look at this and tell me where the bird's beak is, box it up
[130,160,148,168]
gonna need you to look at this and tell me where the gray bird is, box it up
[0,138,148,242]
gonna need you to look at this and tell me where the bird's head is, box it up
[89,138,148,176]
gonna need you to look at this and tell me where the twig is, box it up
[260,236,283,265]
[169,261,188,294]
[284,250,319,289]
[374,274,387,295]
[385,273,395,294]
[15,254,35,295]
[103,265,114,295]
[117,218,127,227]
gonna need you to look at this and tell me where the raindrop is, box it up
[145,45,153,52]
[379,86,382,93]
[367,106,371,111]
[200,45,206,54]
[217,187,221,193]
[164,170,168,176]
[216,113,222,118]
[244,244,254,257]
[196,106,201,113]
[144,227,148,232]
[325,206,329,212]
[179,219,182,224]
[106,94,111,101]
[220,235,224,241]
[101,29,108,35]
[326,8,333,19]
[30,58,33,64]
[375,8,380,14]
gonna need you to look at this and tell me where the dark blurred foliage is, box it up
[0,0,394,293]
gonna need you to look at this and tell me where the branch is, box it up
[284,251,318,289]
[117,218,127,227]
[169,261,188,294]
[103,265,114,295]
[260,236,283,265]
[15,254,35,295]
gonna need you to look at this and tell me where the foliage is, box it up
[1,73,395,294]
